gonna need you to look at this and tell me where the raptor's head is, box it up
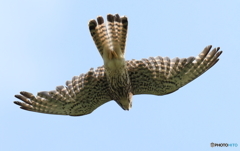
[117,92,133,110]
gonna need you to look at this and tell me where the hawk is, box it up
[14,14,222,116]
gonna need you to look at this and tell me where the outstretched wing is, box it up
[127,45,222,95]
[14,67,112,116]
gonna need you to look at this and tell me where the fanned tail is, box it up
[89,14,128,59]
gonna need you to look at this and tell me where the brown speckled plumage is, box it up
[14,14,222,116]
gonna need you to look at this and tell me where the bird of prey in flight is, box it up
[14,14,222,116]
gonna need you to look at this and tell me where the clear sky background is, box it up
[1,0,239,151]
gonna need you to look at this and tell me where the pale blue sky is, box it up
[1,0,239,151]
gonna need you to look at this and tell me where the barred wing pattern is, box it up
[14,45,221,116]
[128,45,222,95]
[14,66,111,116]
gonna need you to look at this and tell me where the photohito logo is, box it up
[210,142,238,147]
